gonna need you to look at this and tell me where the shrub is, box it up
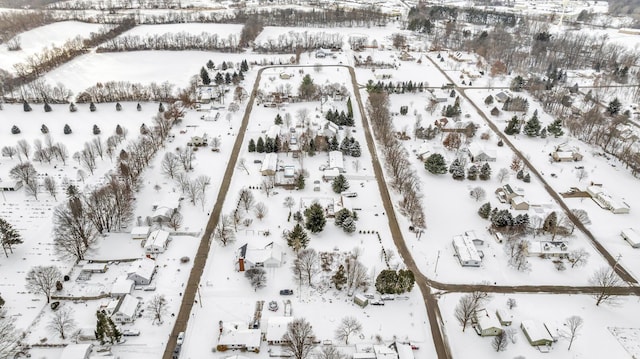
[44,102,52,112]
[69,103,77,112]
[23,101,32,112]
[64,124,72,134]
[41,124,49,134]
[11,125,20,134]
[89,102,96,112]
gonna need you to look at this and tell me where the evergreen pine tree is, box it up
[11,125,20,134]
[334,209,352,227]
[89,102,96,112]
[467,165,478,180]
[350,141,361,157]
[332,265,347,290]
[158,102,165,113]
[484,95,494,105]
[295,173,305,189]
[304,202,326,233]
[329,136,339,151]
[215,72,224,85]
[375,270,399,294]
[547,119,564,137]
[200,67,211,85]
[287,223,310,253]
[136,103,142,111]
[256,137,265,153]
[225,72,231,84]
[221,61,228,70]
[342,216,356,233]
[332,174,350,193]
[504,116,520,135]
[69,102,77,112]
[274,113,283,125]
[449,158,465,180]
[478,202,491,219]
[206,59,215,70]
[23,101,32,112]
[424,153,447,174]
[523,110,541,137]
[346,97,353,119]
[95,311,107,344]
[116,124,124,136]
[93,124,101,135]
[607,98,622,116]
[63,124,72,134]
[248,139,256,152]
[41,124,49,134]
[516,169,524,180]
[540,127,547,138]
[265,137,274,153]
[116,102,122,111]
[44,102,52,112]
[523,173,531,183]
[308,139,316,156]
[340,137,351,155]
[274,136,281,153]
[479,163,492,180]
[0,217,23,257]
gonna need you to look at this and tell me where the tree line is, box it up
[97,31,241,52]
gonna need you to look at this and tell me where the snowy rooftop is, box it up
[128,258,156,280]
[452,234,482,263]
[521,320,553,342]
[266,316,294,343]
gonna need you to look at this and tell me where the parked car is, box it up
[50,301,60,311]
[370,300,385,306]
[122,329,140,336]
[177,332,185,346]
[381,294,395,301]
[279,289,294,295]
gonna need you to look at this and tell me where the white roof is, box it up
[219,326,261,348]
[114,294,139,318]
[0,180,21,187]
[554,151,574,159]
[283,166,296,177]
[511,196,528,206]
[130,226,150,236]
[266,316,294,342]
[145,230,170,249]
[261,153,278,173]
[452,234,481,263]
[323,168,340,178]
[128,258,155,281]
[394,343,414,359]
[60,343,92,359]
[329,151,344,170]
[527,241,568,256]
[622,228,640,245]
[267,124,281,139]
[111,277,134,295]
[477,311,502,330]
[82,262,106,272]
[245,244,283,266]
[521,320,553,342]
[374,345,398,359]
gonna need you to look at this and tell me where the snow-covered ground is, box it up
[0,21,105,74]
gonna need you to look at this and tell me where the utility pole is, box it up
[434,250,441,276]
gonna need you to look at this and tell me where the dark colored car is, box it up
[279,289,294,295]
[50,301,60,311]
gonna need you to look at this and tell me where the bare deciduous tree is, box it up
[245,268,267,291]
[16,139,30,161]
[564,315,583,351]
[43,176,58,200]
[314,344,345,359]
[492,331,508,352]
[1,146,17,159]
[0,310,20,358]
[262,178,274,197]
[147,294,168,325]
[568,249,589,268]
[214,214,235,246]
[26,265,61,303]
[161,152,181,179]
[334,316,362,345]
[167,211,183,230]
[24,179,39,200]
[254,202,268,221]
[590,267,622,306]
[293,248,320,287]
[576,168,588,181]
[238,188,255,212]
[283,318,316,359]
[48,307,76,339]
[469,186,486,202]
[454,294,477,332]
[506,298,517,309]
[53,198,97,261]
[237,157,250,175]
[284,196,295,214]
[9,162,37,186]
[497,168,510,183]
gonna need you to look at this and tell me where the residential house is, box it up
[188,135,208,147]
[494,91,512,103]
[392,342,414,359]
[107,294,140,324]
[322,168,340,181]
[283,166,296,179]
[374,345,399,359]
[398,51,415,61]
[237,242,283,271]
[521,320,554,347]
[260,153,278,176]
[60,344,93,359]
[621,228,640,248]
[279,72,292,80]
[587,185,630,214]
[144,229,170,258]
[551,145,583,162]
[130,226,151,240]
[496,309,513,326]
[490,107,500,116]
[266,317,295,345]
[526,241,569,258]
[415,143,430,161]
[127,258,156,285]
[474,309,503,337]
[218,322,261,351]
[452,232,483,267]
[0,180,22,191]
[315,48,328,58]
[495,184,529,210]
[150,194,181,223]
[467,143,496,162]
[328,151,344,172]
[110,276,134,298]
[511,196,530,211]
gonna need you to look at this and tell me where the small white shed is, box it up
[130,226,151,240]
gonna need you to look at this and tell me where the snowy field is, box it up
[0,21,105,74]
[117,23,243,38]
[439,292,640,359]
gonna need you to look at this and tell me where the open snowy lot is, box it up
[439,292,640,359]
[0,21,105,74]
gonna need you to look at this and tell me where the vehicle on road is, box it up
[279,289,294,295]
[177,332,185,346]
[370,300,385,306]
[122,329,140,336]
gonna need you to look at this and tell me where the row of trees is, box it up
[367,91,426,229]
[98,31,242,52]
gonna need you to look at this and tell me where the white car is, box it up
[176,332,185,346]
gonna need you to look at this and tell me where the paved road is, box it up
[162,66,265,359]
